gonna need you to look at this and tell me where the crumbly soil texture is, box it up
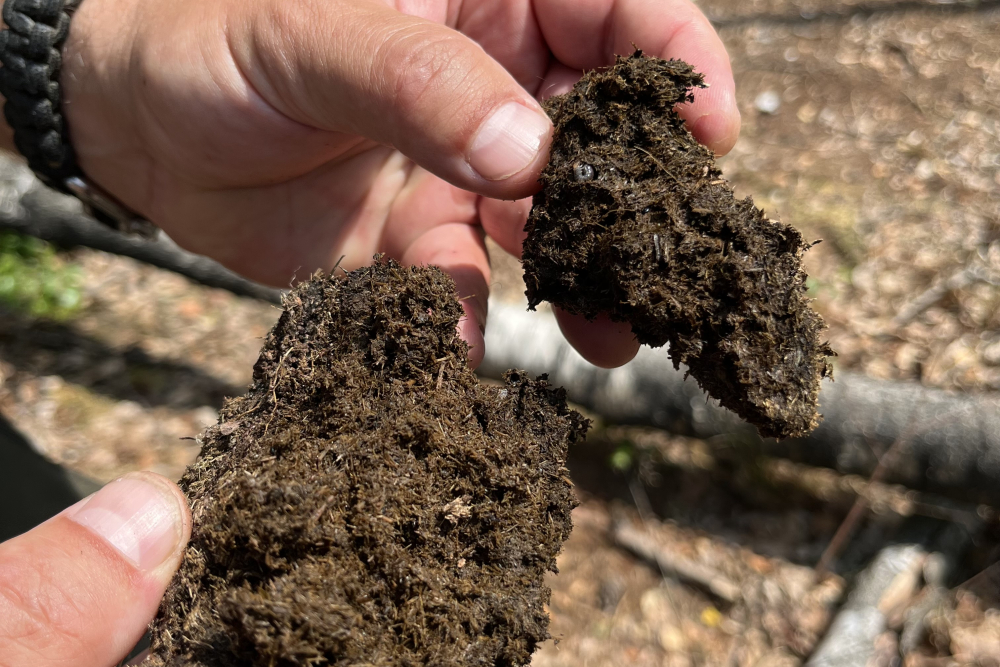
[147,261,588,667]
[522,51,834,439]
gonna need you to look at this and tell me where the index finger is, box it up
[532,0,740,155]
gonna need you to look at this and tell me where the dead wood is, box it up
[0,182,283,305]
[892,263,999,328]
[612,519,742,602]
[4,157,999,502]
[480,304,1000,502]
[806,544,926,667]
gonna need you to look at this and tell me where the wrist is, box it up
[0,0,150,232]
[61,0,144,201]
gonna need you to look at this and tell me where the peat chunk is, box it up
[522,51,834,439]
[148,260,588,667]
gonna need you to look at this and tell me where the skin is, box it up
[0,0,739,663]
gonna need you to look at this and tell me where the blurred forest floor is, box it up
[2,0,1000,664]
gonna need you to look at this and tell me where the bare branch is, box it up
[892,264,998,328]
[0,174,282,305]
[480,304,1000,501]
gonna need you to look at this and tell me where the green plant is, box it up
[609,442,635,472]
[0,232,82,319]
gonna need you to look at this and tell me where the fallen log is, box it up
[612,519,742,602]
[806,516,971,666]
[479,304,1000,502]
[4,157,999,500]
[0,158,282,305]
[805,544,926,667]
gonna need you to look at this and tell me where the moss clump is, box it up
[522,51,834,439]
[0,231,81,319]
[148,260,588,666]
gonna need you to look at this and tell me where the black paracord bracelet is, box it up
[0,0,154,235]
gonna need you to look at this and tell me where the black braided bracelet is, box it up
[0,0,153,234]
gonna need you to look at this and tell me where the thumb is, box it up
[0,472,190,667]
[228,0,552,199]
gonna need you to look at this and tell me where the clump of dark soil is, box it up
[147,260,588,666]
[522,51,834,439]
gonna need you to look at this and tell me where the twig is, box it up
[815,428,913,578]
[612,517,742,603]
[806,544,926,667]
[899,554,948,655]
[813,397,979,577]
[808,513,974,666]
[0,187,284,305]
[620,475,686,624]
[960,559,1000,607]
[892,264,998,328]
[480,304,1000,500]
[757,457,986,529]
[815,497,878,580]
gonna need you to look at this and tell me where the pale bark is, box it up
[806,544,925,667]
[5,149,999,499]
[0,156,282,304]
[480,303,1000,499]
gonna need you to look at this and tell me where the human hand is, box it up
[59,0,739,368]
[0,472,190,666]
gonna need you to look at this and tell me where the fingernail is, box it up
[68,474,184,571]
[469,101,551,181]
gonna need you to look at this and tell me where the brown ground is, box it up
[1,0,998,663]
[715,0,1000,393]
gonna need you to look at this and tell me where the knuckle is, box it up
[376,27,486,128]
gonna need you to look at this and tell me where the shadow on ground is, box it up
[0,306,242,410]
[0,413,98,541]
[566,430,985,582]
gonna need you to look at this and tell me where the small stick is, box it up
[807,543,926,667]
[815,425,913,577]
[814,402,968,578]
[892,264,997,328]
[613,518,741,602]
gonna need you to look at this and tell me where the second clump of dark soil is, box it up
[147,261,588,666]
[522,51,834,439]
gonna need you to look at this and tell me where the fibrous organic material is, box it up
[523,51,834,439]
[148,260,587,667]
